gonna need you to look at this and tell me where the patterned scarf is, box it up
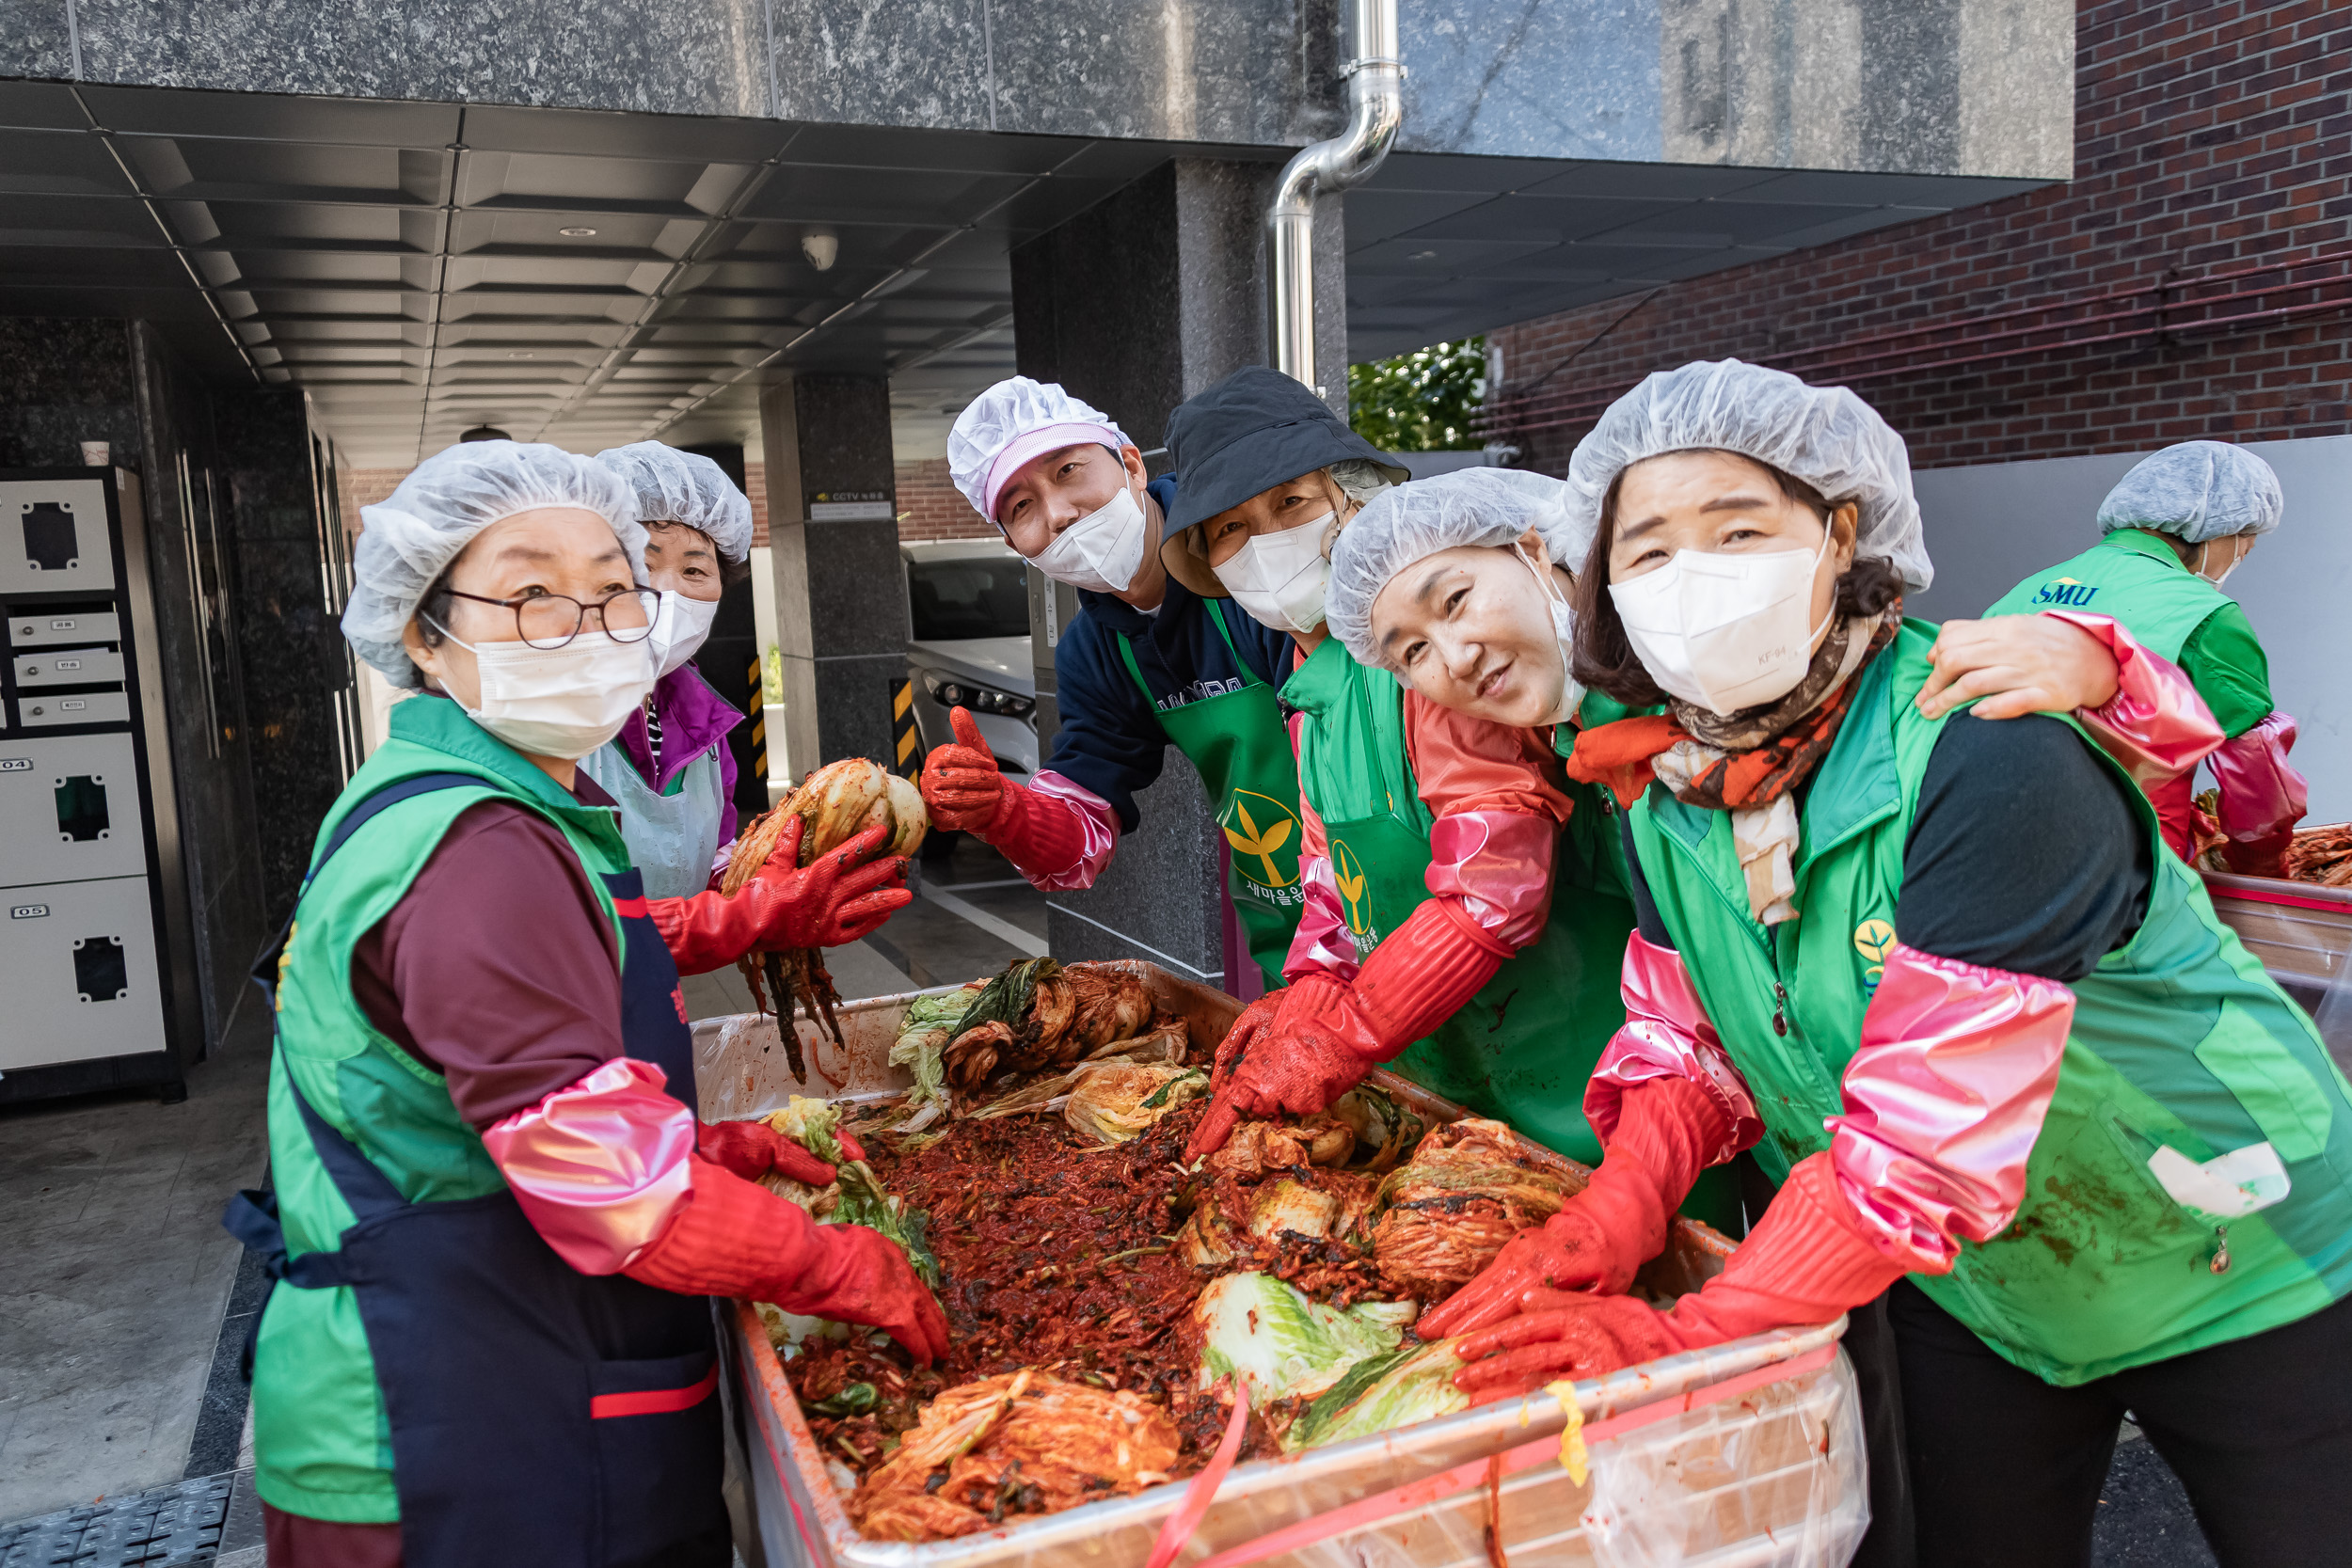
[1566,607,1902,924]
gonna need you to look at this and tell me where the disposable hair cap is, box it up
[595,441,754,562]
[1327,467,1582,669]
[1563,358,1933,592]
[2097,440,2283,545]
[343,439,645,689]
[947,376,1130,527]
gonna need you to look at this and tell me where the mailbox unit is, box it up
[0,467,199,1100]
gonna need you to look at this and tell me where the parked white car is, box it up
[903,540,1039,799]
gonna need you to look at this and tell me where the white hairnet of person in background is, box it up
[2097,437,2283,585]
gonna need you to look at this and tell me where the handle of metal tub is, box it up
[1178,1342,1837,1568]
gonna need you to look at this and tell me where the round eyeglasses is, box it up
[436,586,661,651]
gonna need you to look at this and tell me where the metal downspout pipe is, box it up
[1269,0,1403,391]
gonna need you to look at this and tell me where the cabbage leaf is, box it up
[1280,1338,1469,1453]
[1192,1273,1406,1402]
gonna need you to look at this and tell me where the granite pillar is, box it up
[1009,158,1346,990]
[757,373,907,784]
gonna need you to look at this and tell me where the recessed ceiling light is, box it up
[559,226,597,237]
[1408,249,1438,261]
[507,350,534,358]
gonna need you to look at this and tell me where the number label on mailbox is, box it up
[0,758,29,773]
[10,903,51,919]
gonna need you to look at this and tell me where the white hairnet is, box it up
[1327,467,1581,668]
[947,376,1131,525]
[344,439,646,689]
[2097,440,2282,545]
[594,441,753,562]
[1564,358,1932,591]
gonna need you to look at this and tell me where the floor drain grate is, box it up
[0,1473,231,1566]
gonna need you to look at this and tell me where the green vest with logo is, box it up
[1984,530,2231,664]
[1626,621,2352,1385]
[1281,641,1634,1166]
[250,698,631,1523]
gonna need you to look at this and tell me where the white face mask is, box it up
[1514,543,1585,725]
[1608,526,1836,718]
[438,628,657,760]
[1215,513,1334,636]
[2198,536,2249,588]
[1029,483,1149,594]
[646,590,721,678]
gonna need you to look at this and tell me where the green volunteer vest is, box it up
[1984,529,2231,664]
[1116,603,1306,992]
[1626,620,2352,1385]
[251,697,632,1523]
[1281,640,1629,1168]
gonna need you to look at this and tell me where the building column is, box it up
[757,373,909,784]
[1009,157,1347,990]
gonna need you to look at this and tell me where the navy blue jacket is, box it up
[1044,476,1295,830]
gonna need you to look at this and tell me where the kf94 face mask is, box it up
[444,629,657,759]
[1030,485,1149,594]
[1215,513,1335,635]
[1608,527,1834,718]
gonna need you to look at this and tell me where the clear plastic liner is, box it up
[1581,1351,1868,1568]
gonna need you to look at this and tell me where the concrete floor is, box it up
[0,835,2219,1564]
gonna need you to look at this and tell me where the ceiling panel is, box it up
[0,83,2051,465]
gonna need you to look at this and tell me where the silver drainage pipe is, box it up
[1269,0,1403,392]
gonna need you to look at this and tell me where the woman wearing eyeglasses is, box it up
[230,441,943,1567]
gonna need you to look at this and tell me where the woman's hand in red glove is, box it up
[920,706,1009,832]
[1448,1290,1682,1403]
[696,1118,838,1186]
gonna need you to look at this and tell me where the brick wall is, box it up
[896,455,996,540]
[336,467,409,532]
[1486,0,2352,475]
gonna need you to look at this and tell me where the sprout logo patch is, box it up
[1219,790,1299,889]
[1331,840,1374,937]
[1853,918,1896,995]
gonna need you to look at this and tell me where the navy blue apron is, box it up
[225,776,729,1568]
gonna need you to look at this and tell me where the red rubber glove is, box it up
[696,1118,868,1186]
[1447,1152,1911,1402]
[648,817,911,975]
[1417,1076,1732,1338]
[1187,900,1506,1157]
[920,706,1010,831]
[1186,975,1346,1160]
[626,1156,949,1365]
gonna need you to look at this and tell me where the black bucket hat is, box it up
[1161,367,1409,598]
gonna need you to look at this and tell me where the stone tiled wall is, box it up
[1485,0,2352,474]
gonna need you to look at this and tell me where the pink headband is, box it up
[983,421,1130,524]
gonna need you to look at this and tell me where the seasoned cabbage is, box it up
[1191,1272,1406,1402]
[1063,1064,1208,1147]
[1281,1338,1469,1453]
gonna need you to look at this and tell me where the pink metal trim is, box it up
[1583,932,1761,1164]
[1424,809,1558,949]
[481,1055,697,1275]
[1008,769,1121,891]
[1828,942,2075,1271]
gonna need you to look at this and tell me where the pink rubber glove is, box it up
[1417,1076,1732,1338]
[2213,711,2309,876]
[1186,900,1505,1157]
[1448,1153,1913,1402]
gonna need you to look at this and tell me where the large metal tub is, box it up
[2205,863,2352,1076]
[694,962,1866,1568]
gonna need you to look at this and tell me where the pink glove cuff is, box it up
[1584,932,1761,1164]
[1828,942,2074,1272]
[1284,854,1363,983]
[985,769,1120,891]
[483,1056,697,1275]
[2212,710,2309,847]
[2046,610,2224,794]
[1425,810,1560,949]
